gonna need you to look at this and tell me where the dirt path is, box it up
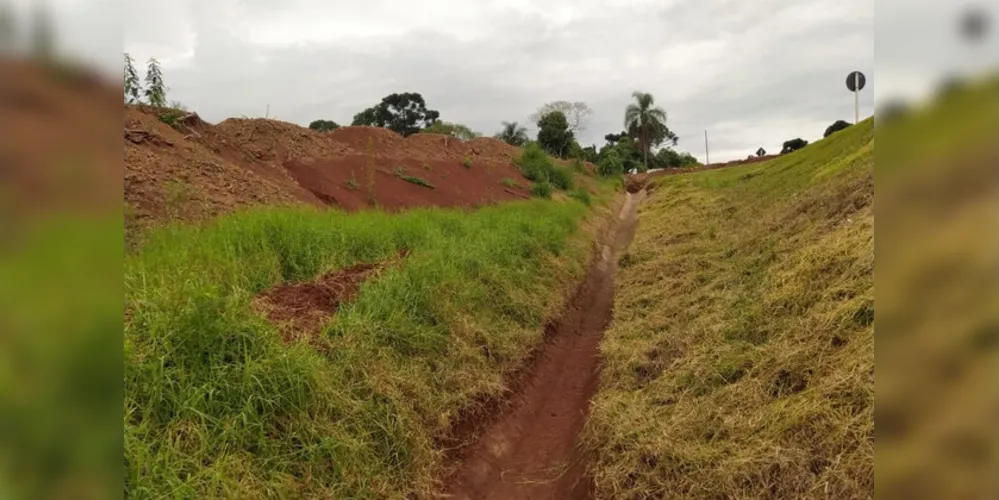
[441,191,645,500]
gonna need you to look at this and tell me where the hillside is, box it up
[124,106,598,230]
[586,118,874,498]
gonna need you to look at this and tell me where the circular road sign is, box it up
[846,71,866,92]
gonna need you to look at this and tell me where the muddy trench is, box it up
[440,191,646,500]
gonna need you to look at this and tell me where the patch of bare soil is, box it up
[253,251,408,344]
[439,192,645,500]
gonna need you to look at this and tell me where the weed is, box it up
[463,156,472,169]
[531,182,553,199]
[124,200,598,498]
[164,180,192,217]
[569,188,592,206]
[550,166,574,191]
[515,143,574,191]
[423,164,433,171]
[399,175,435,189]
[345,178,360,191]
[501,178,518,188]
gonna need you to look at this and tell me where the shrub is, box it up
[570,188,592,206]
[515,143,574,190]
[463,155,472,169]
[501,178,518,188]
[531,182,553,199]
[598,149,624,177]
[550,166,574,191]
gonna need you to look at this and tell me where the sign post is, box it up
[846,71,867,124]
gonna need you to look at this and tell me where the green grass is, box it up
[124,199,607,498]
[501,178,518,188]
[515,143,574,191]
[530,182,553,199]
[586,119,874,499]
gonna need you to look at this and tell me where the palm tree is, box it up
[496,121,529,146]
[624,91,668,170]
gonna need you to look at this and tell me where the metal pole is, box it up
[854,73,859,124]
[704,130,710,165]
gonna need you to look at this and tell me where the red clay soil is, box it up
[125,107,312,226]
[123,106,565,225]
[440,191,645,500]
[253,250,407,344]
[283,154,532,212]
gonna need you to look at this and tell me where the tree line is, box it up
[309,91,700,176]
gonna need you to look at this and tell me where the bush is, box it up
[531,182,553,199]
[550,166,574,191]
[463,155,472,169]
[570,188,592,206]
[515,143,574,190]
[501,178,518,188]
[823,120,852,138]
[598,149,624,177]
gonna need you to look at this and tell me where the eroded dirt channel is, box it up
[441,191,645,500]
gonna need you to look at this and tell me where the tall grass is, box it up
[124,198,606,498]
[586,119,874,499]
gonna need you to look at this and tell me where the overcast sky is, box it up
[18,0,994,163]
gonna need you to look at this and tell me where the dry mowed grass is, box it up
[586,119,874,499]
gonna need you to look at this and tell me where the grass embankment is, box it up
[587,119,874,498]
[125,187,616,498]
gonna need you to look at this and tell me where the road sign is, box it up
[846,71,866,92]
[847,71,866,124]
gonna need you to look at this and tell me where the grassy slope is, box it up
[587,119,873,499]
[125,187,615,498]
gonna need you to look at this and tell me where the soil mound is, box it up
[213,118,353,163]
[327,126,406,154]
[124,103,589,227]
[124,107,308,226]
[283,154,532,212]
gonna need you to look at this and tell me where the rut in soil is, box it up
[441,191,645,500]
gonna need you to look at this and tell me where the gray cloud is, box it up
[124,0,878,163]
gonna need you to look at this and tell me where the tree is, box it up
[536,111,575,158]
[654,148,699,169]
[496,121,529,146]
[624,91,669,170]
[823,120,852,138]
[309,119,340,132]
[124,53,141,104]
[780,138,809,154]
[423,121,480,140]
[351,92,440,137]
[529,101,592,135]
[143,58,167,108]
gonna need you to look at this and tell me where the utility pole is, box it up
[265,104,270,119]
[704,130,710,166]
